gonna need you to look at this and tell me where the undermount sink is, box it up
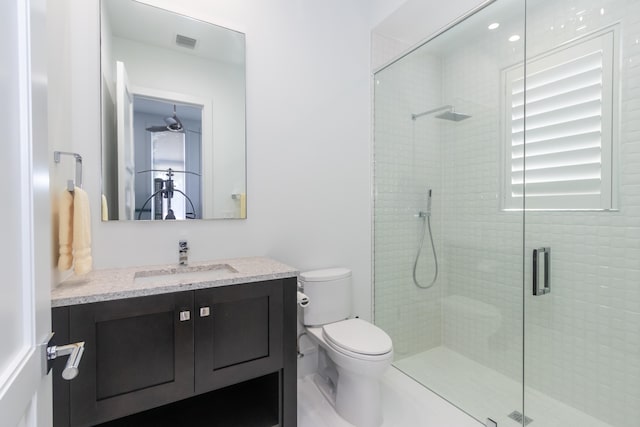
[133,263,238,285]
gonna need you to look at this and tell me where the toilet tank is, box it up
[299,268,352,326]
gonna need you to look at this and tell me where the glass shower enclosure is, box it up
[373,0,640,426]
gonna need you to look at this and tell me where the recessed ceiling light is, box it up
[509,34,521,42]
[488,22,500,30]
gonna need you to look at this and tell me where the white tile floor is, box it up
[299,346,616,427]
[395,346,612,427]
[298,366,481,427]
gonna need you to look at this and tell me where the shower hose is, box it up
[413,212,439,289]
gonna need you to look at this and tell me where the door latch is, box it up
[44,332,85,380]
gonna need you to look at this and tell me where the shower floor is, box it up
[395,346,612,427]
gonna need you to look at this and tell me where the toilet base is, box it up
[334,370,383,427]
[313,348,384,427]
[313,373,336,406]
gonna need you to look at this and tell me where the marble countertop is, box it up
[51,257,299,307]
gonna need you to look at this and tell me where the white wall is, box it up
[52,0,407,321]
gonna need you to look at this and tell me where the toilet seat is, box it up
[322,319,392,360]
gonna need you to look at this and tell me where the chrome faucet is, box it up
[179,240,189,266]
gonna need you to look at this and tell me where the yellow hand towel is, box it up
[72,187,93,275]
[240,193,246,219]
[57,190,74,271]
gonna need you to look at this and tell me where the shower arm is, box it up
[411,105,453,121]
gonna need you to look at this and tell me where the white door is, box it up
[0,0,53,426]
[116,61,136,220]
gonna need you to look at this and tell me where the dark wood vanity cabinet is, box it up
[52,278,297,427]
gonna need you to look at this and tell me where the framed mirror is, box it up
[100,0,246,220]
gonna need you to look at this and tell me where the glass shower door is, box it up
[373,1,528,424]
[523,0,640,426]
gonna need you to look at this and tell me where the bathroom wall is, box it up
[50,0,405,321]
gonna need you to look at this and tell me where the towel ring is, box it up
[54,151,83,191]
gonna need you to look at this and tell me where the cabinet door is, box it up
[194,280,283,394]
[69,292,194,426]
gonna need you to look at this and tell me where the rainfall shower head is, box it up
[435,110,471,121]
[411,104,471,122]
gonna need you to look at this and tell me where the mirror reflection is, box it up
[100,0,247,221]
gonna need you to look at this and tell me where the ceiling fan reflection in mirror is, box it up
[145,104,184,133]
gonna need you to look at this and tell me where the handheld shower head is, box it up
[418,189,432,219]
[414,188,438,290]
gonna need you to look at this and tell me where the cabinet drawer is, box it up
[69,292,194,426]
[194,280,283,394]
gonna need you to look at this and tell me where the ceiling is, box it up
[373,0,524,56]
[134,96,202,123]
[103,0,245,65]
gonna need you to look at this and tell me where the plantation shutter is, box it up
[503,31,616,210]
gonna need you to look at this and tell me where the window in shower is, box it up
[502,28,619,210]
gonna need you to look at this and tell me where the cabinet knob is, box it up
[179,310,191,322]
[199,307,211,317]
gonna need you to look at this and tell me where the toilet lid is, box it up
[322,318,392,356]
[300,268,351,282]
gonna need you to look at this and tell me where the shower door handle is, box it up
[533,247,551,296]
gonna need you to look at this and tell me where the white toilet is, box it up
[300,268,393,427]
